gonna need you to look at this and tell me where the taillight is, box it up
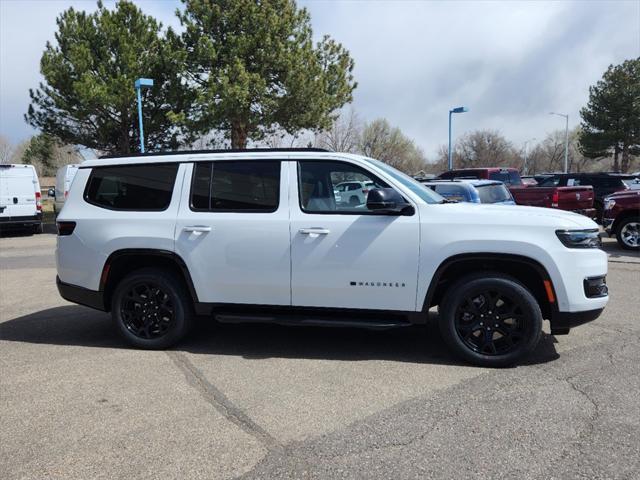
[363,189,369,194]
[35,191,42,211]
[64,190,69,199]
[551,191,559,208]
[57,221,76,236]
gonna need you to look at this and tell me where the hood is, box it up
[430,202,597,229]
[606,190,640,200]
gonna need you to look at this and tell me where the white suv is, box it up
[56,149,608,367]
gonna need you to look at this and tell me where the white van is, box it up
[0,164,43,233]
[51,164,80,214]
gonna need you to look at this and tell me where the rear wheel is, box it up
[111,268,193,349]
[349,195,360,206]
[438,273,542,367]
[616,217,640,250]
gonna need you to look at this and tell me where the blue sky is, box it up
[1,0,639,158]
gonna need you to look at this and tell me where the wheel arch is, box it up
[423,253,557,319]
[100,249,198,312]
[611,210,639,235]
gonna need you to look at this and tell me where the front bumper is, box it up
[550,308,604,335]
[603,217,614,235]
[56,276,106,311]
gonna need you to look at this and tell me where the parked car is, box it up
[0,164,43,234]
[51,164,80,214]
[56,148,608,367]
[536,173,632,219]
[421,179,515,205]
[333,180,377,206]
[602,190,640,250]
[438,167,523,186]
[439,168,596,218]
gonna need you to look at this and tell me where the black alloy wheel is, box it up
[120,282,175,339]
[111,268,193,349]
[454,288,527,356]
[438,273,542,367]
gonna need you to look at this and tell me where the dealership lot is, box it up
[1,233,639,479]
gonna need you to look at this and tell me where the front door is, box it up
[174,160,291,306]
[289,159,420,311]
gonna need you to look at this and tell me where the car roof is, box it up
[81,148,361,168]
[422,179,502,187]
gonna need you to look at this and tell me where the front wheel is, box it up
[616,217,640,251]
[438,273,542,367]
[111,268,193,349]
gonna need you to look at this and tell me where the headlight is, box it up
[556,229,601,248]
[604,198,616,210]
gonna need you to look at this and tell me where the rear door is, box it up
[174,160,291,305]
[0,167,38,218]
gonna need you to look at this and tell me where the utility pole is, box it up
[448,106,468,170]
[135,78,154,153]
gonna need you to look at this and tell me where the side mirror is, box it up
[366,188,414,215]
[48,188,55,198]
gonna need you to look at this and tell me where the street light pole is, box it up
[448,106,469,170]
[135,78,154,153]
[550,112,569,173]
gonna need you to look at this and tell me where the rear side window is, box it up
[477,184,512,203]
[190,161,280,212]
[84,164,178,211]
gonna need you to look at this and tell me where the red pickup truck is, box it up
[603,190,640,250]
[438,168,596,218]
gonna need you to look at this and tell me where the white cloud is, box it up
[1,0,638,158]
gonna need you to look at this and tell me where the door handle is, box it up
[299,227,330,235]
[183,225,212,233]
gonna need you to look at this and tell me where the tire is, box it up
[616,216,640,251]
[349,195,360,206]
[33,223,43,234]
[111,268,194,349]
[438,273,542,367]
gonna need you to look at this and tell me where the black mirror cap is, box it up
[366,188,414,215]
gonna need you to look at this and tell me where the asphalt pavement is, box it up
[1,232,638,479]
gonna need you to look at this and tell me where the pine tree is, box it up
[178,0,357,148]
[26,1,191,155]
[579,59,640,172]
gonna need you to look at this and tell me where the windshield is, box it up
[476,184,513,203]
[362,157,444,204]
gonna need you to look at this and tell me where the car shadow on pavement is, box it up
[1,305,560,367]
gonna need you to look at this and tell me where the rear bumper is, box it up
[56,276,106,311]
[550,308,604,335]
[0,213,42,229]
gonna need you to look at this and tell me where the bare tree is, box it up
[453,130,517,169]
[315,108,362,153]
[0,135,14,164]
[360,118,426,174]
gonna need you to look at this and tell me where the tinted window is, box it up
[85,164,178,211]
[433,184,469,202]
[477,184,513,203]
[190,161,280,212]
[298,161,388,213]
[509,171,522,185]
[539,176,560,187]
